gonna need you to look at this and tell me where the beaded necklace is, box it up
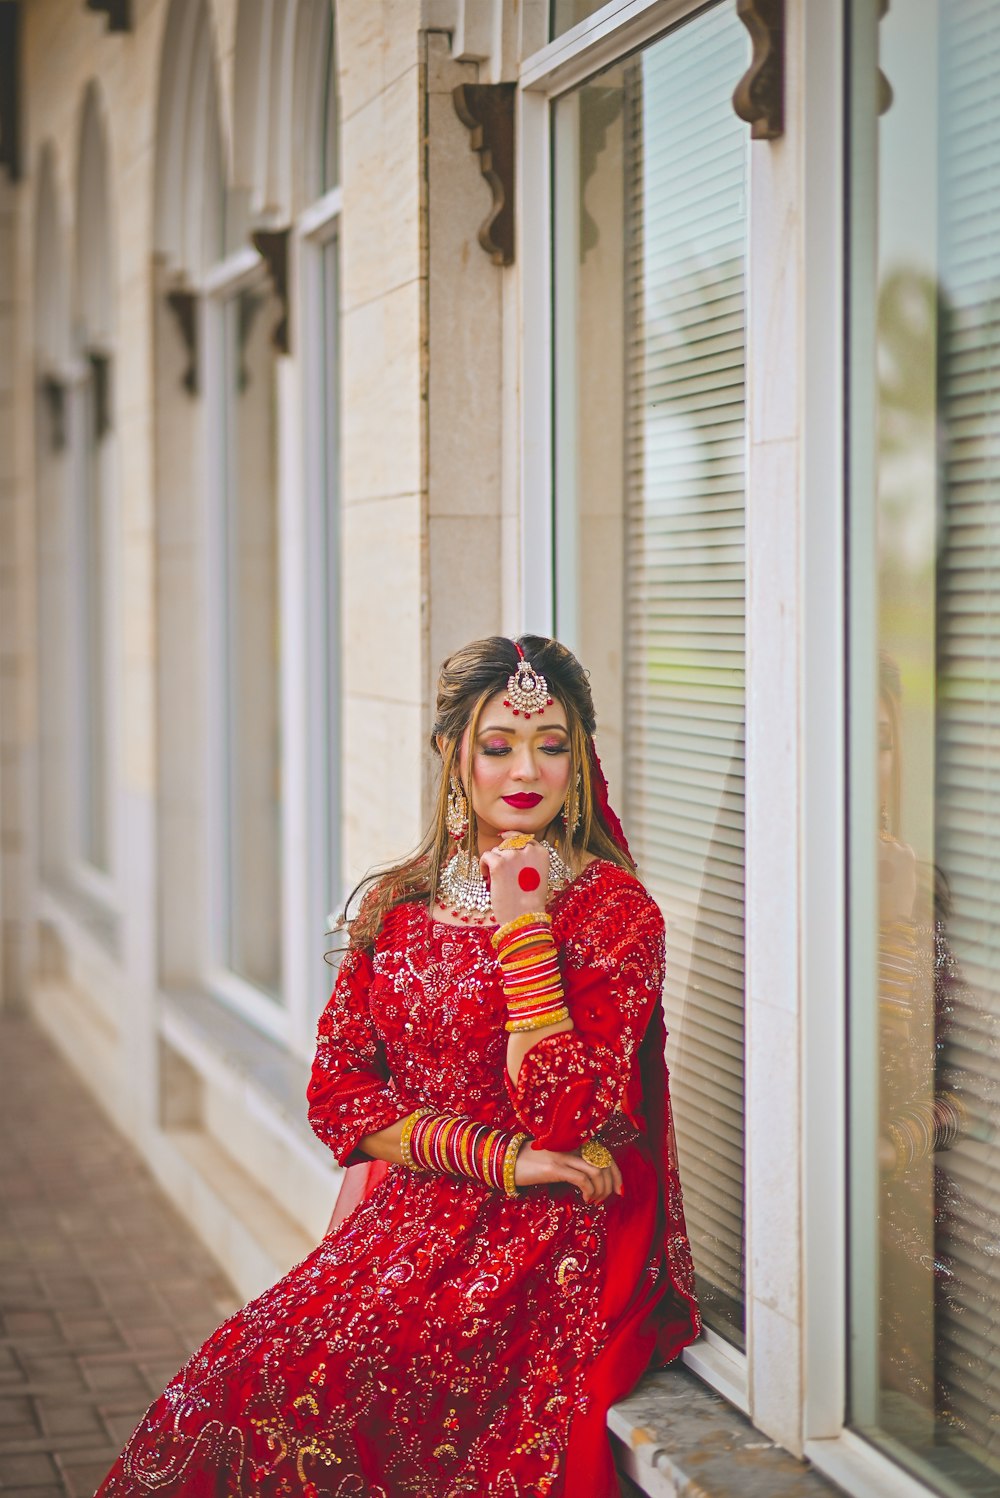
[436,842,572,925]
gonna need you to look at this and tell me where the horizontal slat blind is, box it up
[623,2,748,1345]
[934,0,1000,1457]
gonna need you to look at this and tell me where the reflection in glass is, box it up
[849,2,1000,1488]
[553,1,748,1345]
[320,7,340,194]
[222,284,283,998]
[550,0,611,40]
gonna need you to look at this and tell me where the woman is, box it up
[95,635,700,1498]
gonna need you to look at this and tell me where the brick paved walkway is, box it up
[0,1013,241,1497]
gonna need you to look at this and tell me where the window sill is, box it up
[610,1365,840,1498]
[159,986,320,1149]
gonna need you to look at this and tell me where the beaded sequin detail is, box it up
[94,861,699,1498]
[437,840,572,924]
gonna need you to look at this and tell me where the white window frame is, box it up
[293,182,345,1054]
[201,241,292,1043]
[517,0,751,1409]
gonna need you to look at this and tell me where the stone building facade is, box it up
[3,2,1000,1496]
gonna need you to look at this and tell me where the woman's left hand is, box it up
[481,832,550,926]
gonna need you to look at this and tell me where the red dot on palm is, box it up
[518,867,541,892]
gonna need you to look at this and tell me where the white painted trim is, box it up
[297,186,343,241]
[520,0,707,97]
[799,0,849,1447]
[516,87,555,634]
[203,963,288,1044]
[682,1332,748,1415]
[201,244,264,298]
[806,1430,968,1498]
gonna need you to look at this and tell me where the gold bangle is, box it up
[503,1133,528,1196]
[491,911,553,949]
[581,1138,614,1170]
[505,1007,570,1033]
[400,1106,434,1169]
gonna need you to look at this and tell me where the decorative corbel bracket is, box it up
[251,228,290,354]
[0,1,21,182]
[85,0,131,32]
[87,350,112,440]
[452,82,516,267]
[165,288,198,397]
[732,0,784,141]
[40,375,67,453]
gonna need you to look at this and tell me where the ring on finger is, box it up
[497,833,536,852]
[581,1139,614,1170]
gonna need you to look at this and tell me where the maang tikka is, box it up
[504,642,554,720]
[446,771,469,841]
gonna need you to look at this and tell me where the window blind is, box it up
[622,4,748,1344]
[933,0,1000,1459]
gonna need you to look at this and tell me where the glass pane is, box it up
[320,8,340,193]
[321,236,341,933]
[222,284,283,998]
[553,0,748,1346]
[79,370,109,874]
[550,0,610,40]
[848,2,1000,1489]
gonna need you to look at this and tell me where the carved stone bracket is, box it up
[733,0,784,141]
[85,0,131,32]
[87,351,112,440]
[165,288,198,397]
[251,229,290,354]
[0,1,21,182]
[452,82,515,267]
[40,375,67,452]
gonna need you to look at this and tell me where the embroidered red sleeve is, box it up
[306,944,413,1167]
[504,883,666,1152]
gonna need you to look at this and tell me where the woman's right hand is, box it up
[513,1143,623,1202]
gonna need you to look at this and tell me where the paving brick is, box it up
[0,1449,60,1485]
[0,1016,243,1497]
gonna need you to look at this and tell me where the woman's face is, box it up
[458,690,574,843]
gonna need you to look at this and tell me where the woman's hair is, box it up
[335,634,636,952]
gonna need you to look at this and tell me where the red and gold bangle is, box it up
[400,1106,434,1168]
[492,912,569,1033]
[503,1133,528,1196]
[401,1110,529,1194]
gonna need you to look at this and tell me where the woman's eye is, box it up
[481,745,511,756]
[541,744,570,754]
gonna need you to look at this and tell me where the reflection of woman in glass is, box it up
[95,637,700,1498]
[877,652,970,1422]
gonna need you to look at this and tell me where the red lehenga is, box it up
[94,860,699,1498]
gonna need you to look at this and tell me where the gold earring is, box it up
[446,772,469,841]
[563,772,583,837]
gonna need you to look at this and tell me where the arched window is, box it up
[153,0,283,1035]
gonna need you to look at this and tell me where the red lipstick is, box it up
[502,793,543,808]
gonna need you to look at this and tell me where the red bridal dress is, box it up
[94,859,700,1498]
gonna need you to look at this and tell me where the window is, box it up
[217,278,284,997]
[552,0,748,1346]
[847,0,1000,1489]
